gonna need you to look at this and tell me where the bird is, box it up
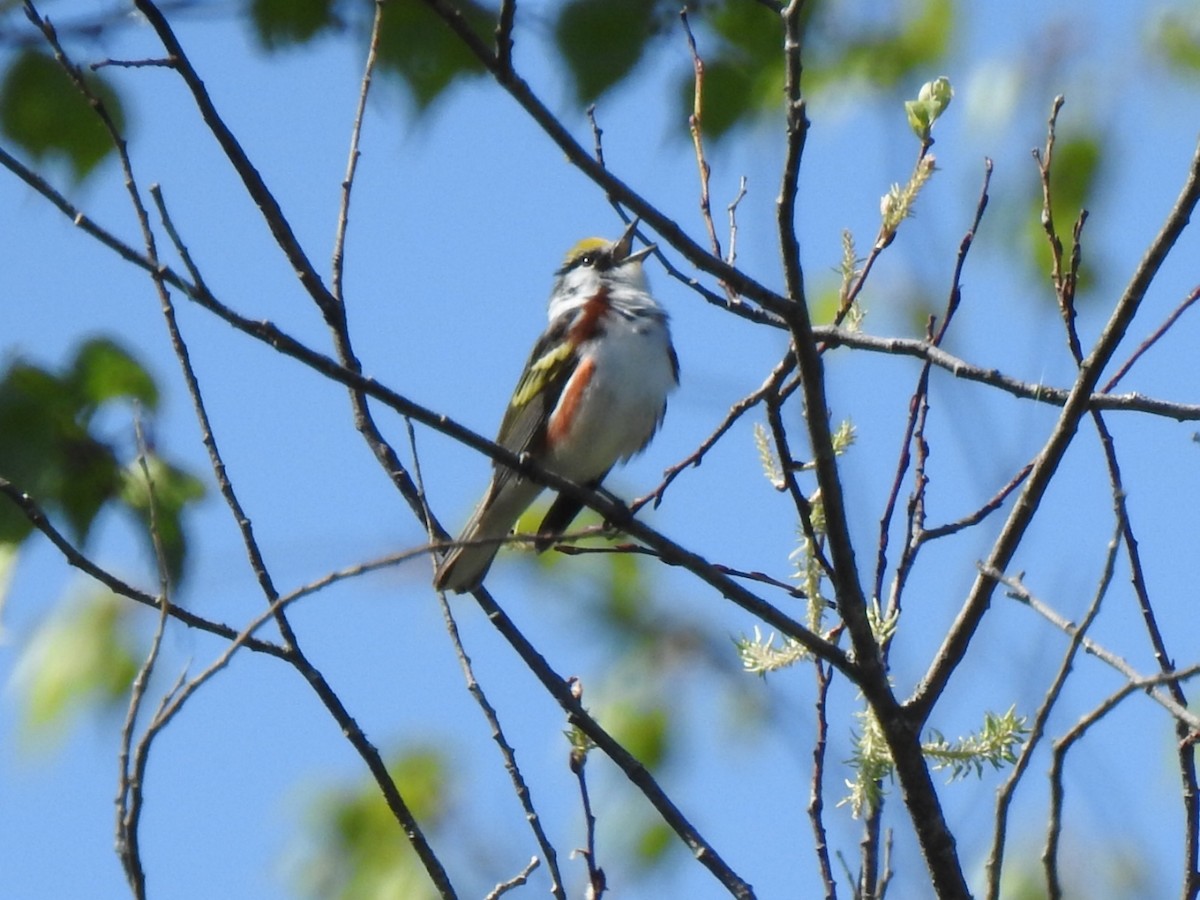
[433,220,678,594]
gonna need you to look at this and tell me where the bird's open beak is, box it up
[615,219,656,264]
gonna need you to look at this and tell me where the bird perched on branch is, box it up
[434,221,678,593]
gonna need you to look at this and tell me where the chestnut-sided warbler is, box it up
[434,221,679,593]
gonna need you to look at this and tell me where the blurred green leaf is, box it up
[250,0,338,48]
[120,455,206,584]
[1152,10,1200,77]
[0,342,202,580]
[0,361,119,543]
[635,820,674,867]
[805,0,954,92]
[690,53,785,140]
[58,434,122,541]
[300,746,449,900]
[681,0,784,139]
[70,338,160,415]
[14,592,140,741]
[0,542,16,640]
[603,549,647,630]
[809,282,843,326]
[680,0,954,139]
[554,0,659,104]
[1025,134,1102,294]
[376,0,491,110]
[0,49,125,180]
[607,701,670,770]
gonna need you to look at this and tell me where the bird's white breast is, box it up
[546,309,676,482]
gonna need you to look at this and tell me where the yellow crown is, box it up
[561,237,609,268]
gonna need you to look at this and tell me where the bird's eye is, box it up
[579,252,598,267]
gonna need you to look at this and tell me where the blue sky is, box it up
[3,1,1200,897]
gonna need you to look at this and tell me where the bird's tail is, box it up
[433,480,542,593]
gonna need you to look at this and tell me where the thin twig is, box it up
[860,797,885,899]
[916,463,1033,543]
[727,176,748,267]
[331,0,385,303]
[114,419,174,900]
[411,420,566,900]
[1087,397,1199,894]
[680,7,735,308]
[586,104,605,168]
[816,325,1200,420]
[485,857,540,900]
[0,477,286,656]
[634,352,795,511]
[131,0,343,324]
[1044,662,1200,898]
[909,126,1200,725]
[1103,284,1200,393]
[983,520,1121,900]
[91,57,175,69]
[570,727,606,899]
[992,568,1200,731]
[494,0,516,76]
[809,663,838,899]
[876,159,992,612]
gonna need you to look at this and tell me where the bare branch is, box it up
[332,0,385,303]
[417,0,790,324]
[1103,284,1200,393]
[485,857,540,900]
[909,127,1200,725]
[495,0,516,75]
[0,477,287,655]
[680,10,729,282]
[1045,662,1200,898]
[816,326,1200,420]
[992,568,1200,732]
[131,0,343,325]
[984,521,1120,900]
[114,422,174,900]
[877,160,994,614]
[809,664,838,899]
[570,719,606,899]
[409,421,566,900]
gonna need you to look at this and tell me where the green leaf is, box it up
[554,0,659,104]
[299,746,450,900]
[685,54,784,140]
[69,338,160,414]
[14,592,140,742]
[1152,10,1200,77]
[904,75,953,140]
[0,542,16,641]
[607,701,670,770]
[250,0,338,48]
[0,361,120,543]
[120,455,206,585]
[681,0,784,139]
[0,342,201,576]
[58,435,122,542]
[806,0,954,92]
[1025,133,1102,294]
[0,49,126,180]
[635,821,674,867]
[376,0,490,111]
